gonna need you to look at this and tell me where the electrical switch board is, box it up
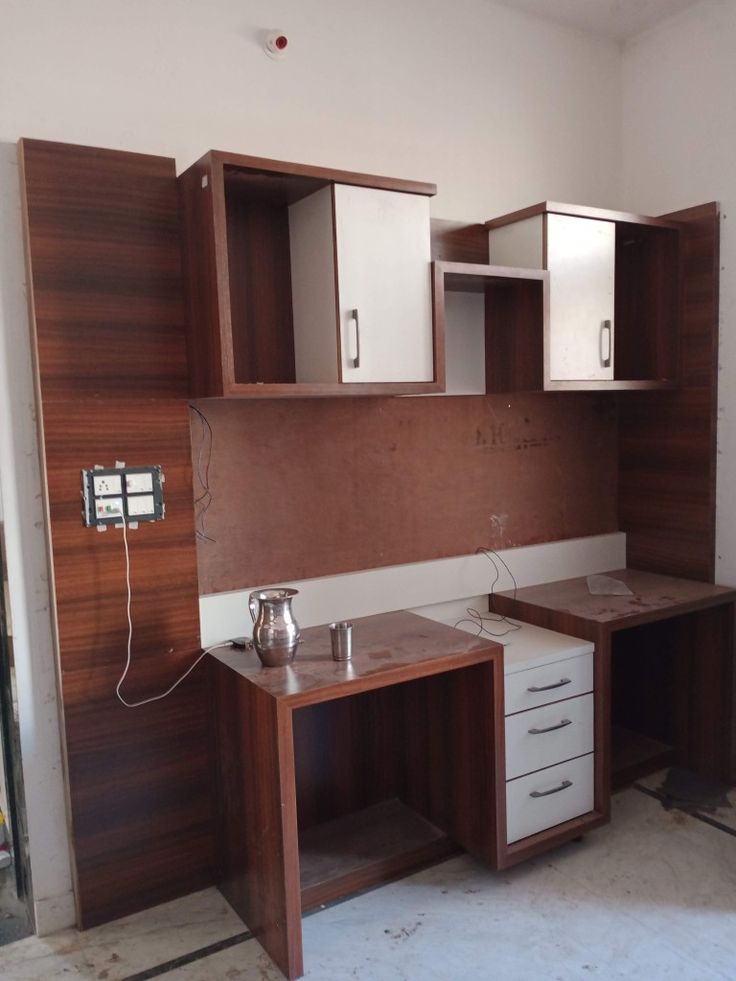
[81,466,165,527]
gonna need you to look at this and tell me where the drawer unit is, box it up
[499,621,595,845]
[505,652,593,715]
[505,693,594,780]
[420,611,597,848]
[506,753,595,843]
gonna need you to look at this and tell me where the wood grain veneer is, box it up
[20,139,210,927]
[619,204,719,580]
[493,569,736,856]
[212,611,503,979]
[179,152,442,398]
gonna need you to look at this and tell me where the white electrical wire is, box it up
[115,519,229,708]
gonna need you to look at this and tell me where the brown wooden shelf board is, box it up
[299,798,456,911]
[612,725,675,789]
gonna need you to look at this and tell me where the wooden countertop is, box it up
[210,609,502,708]
[496,569,736,629]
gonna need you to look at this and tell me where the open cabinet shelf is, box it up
[299,798,455,911]
[179,150,443,398]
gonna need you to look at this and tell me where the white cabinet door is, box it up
[334,184,433,383]
[546,214,615,382]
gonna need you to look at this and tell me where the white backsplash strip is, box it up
[199,532,625,647]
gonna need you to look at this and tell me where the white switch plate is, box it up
[126,472,153,494]
[95,498,123,518]
[127,494,155,516]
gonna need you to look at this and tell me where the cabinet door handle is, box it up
[351,308,360,368]
[530,779,573,799]
[528,718,573,735]
[600,319,612,368]
[527,678,571,693]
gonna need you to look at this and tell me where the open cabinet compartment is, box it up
[432,261,549,394]
[179,150,442,398]
[613,220,680,384]
[610,604,735,789]
[485,203,682,391]
[292,665,501,910]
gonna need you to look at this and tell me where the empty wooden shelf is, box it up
[210,610,504,979]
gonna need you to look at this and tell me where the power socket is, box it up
[93,474,122,497]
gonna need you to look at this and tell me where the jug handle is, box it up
[248,594,258,624]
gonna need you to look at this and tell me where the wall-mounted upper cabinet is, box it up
[178,150,443,398]
[486,202,681,391]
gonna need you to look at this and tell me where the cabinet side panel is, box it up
[20,139,189,399]
[488,215,543,269]
[619,205,719,580]
[215,666,302,979]
[19,139,211,927]
[289,186,339,383]
[179,158,225,397]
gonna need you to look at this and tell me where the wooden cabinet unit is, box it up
[431,260,549,393]
[211,611,504,980]
[178,150,442,398]
[493,570,736,812]
[448,616,604,863]
[486,202,680,391]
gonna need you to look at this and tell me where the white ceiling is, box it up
[493,0,702,41]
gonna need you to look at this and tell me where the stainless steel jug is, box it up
[248,588,301,667]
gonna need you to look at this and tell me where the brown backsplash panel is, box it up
[191,393,617,594]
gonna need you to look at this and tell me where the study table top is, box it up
[210,609,502,708]
[495,568,736,630]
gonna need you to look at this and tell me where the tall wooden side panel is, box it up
[619,204,720,581]
[19,139,213,926]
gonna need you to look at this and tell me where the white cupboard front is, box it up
[489,211,616,383]
[289,184,434,385]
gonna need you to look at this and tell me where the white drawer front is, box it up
[505,693,594,780]
[505,652,594,715]
[506,753,594,844]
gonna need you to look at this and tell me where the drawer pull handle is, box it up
[527,678,571,693]
[530,779,573,799]
[528,718,573,735]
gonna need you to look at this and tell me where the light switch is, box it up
[96,498,123,518]
[127,495,155,517]
[126,472,153,494]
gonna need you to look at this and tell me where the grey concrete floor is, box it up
[0,783,735,980]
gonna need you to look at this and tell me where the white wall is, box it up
[622,0,735,585]
[0,0,622,931]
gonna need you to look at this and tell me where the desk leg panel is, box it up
[672,602,736,783]
[214,663,303,980]
[401,660,504,865]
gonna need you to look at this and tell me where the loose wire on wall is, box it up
[454,546,522,640]
[189,403,216,544]
[115,519,228,708]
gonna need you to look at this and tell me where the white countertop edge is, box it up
[199,532,625,647]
